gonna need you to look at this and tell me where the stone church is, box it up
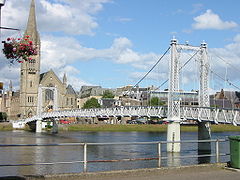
[2,0,77,120]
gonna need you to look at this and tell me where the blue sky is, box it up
[0,0,240,93]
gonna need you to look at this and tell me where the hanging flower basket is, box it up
[2,35,38,63]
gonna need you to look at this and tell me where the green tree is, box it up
[0,112,7,121]
[102,90,114,99]
[149,97,165,106]
[82,98,101,109]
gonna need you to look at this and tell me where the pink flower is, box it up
[13,47,17,51]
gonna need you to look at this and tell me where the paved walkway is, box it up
[1,164,240,180]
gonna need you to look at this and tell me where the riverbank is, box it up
[0,122,13,131]
[59,124,240,132]
[1,122,240,132]
[8,163,240,180]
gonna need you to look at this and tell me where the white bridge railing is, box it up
[16,106,240,126]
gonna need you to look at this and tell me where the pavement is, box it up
[1,163,240,180]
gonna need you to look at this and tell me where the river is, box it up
[0,130,239,176]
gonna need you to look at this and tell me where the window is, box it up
[45,89,54,101]
[30,81,33,87]
[27,96,34,103]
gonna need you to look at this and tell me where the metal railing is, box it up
[15,106,240,126]
[0,139,229,172]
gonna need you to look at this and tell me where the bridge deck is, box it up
[15,106,240,126]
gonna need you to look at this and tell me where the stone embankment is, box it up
[2,163,240,180]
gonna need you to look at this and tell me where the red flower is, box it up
[2,35,38,64]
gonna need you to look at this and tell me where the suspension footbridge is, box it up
[13,38,240,152]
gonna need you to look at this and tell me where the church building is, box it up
[1,0,77,120]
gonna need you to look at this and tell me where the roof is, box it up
[39,72,47,82]
[39,69,63,85]
[66,85,76,95]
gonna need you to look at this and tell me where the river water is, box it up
[0,130,239,176]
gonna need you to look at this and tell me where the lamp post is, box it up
[0,0,6,37]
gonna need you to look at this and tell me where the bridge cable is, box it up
[155,50,200,90]
[207,51,240,90]
[209,68,240,91]
[209,50,240,74]
[132,46,171,88]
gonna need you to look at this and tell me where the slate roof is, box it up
[66,85,76,95]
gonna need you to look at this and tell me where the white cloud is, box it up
[0,59,20,90]
[0,34,161,91]
[1,0,111,36]
[192,9,238,30]
[207,34,240,91]
[41,35,157,67]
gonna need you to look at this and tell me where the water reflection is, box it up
[167,152,180,167]
[198,150,211,164]
[0,131,238,176]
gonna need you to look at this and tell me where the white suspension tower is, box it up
[167,37,181,152]
[166,38,211,152]
[198,42,211,153]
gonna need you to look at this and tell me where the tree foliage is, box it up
[82,98,101,109]
[102,90,114,99]
[149,97,165,106]
[0,112,7,121]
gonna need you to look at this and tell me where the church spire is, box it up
[9,80,12,92]
[63,73,67,86]
[25,0,40,44]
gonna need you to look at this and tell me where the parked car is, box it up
[126,120,145,124]
[59,120,71,124]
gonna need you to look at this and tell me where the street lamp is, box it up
[0,0,6,37]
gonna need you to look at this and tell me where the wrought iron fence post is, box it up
[83,143,87,172]
[158,142,161,167]
[215,139,219,163]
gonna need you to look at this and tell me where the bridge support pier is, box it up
[198,122,211,153]
[52,119,58,134]
[36,119,42,133]
[167,121,181,152]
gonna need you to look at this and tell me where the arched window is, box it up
[45,89,54,101]
[45,84,55,101]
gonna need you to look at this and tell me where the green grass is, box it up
[62,124,168,132]
[1,122,240,132]
[211,124,240,132]
[59,124,240,132]
[0,123,13,131]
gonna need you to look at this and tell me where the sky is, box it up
[0,0,240,94]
